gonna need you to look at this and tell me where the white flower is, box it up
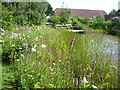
[32,24,34,27]
[53,63,56,65]
[21,54,24,58]
[32,48,36,52]
[41,44,46,48]
[59,60,61,62]
[37,51,40,53]
[34,44,37,48]
[82,77,88,83]
[22,38,26,40]
[16,59,19,61]
[35,37,39,41]
[19,37,22,39]
[16,27,18,30]
[0,40,4,43]
[12,44,15,47]
[51,68,53,71]
[27,35,29,38]
[19,48,22,50]
[91,85,98,89]
[10,36,14,38]
[23,34,25,36]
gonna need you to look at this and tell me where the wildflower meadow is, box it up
[1,25,118,88]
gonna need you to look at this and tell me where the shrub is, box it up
[1,5,14,29]
[60,9,70,24]
[47,16,60,27]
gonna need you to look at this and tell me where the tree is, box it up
[109,9,117,15]
[95,15,105,22]
[116,9,120,14]
[2,4,14,29]
[60,9,70,24]
[45,3,53,16]
[47,16,60,27]
[2,2,50,26]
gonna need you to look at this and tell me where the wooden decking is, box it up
[68,30,87,33]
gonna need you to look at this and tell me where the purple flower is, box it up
[38,62,41,66]
[87,75,90,77]
[25,42,29,52]
[70,36,75,50]
[80,80,82,84]
[93,60,96,64]
[26,57,29,61]
[26,28,29,31]
[40,37,43,45]
[65,70,67,72]
[76,80,78,85]
[14,56,16,59]
[71,72,75,78]
[28,48,30,52]
[18,45,20,48]
[89,67,94,71]
[67,61,70,65]
[48,47,50,52]
[14,52,17,55]
[20,27,24,30]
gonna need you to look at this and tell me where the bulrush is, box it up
[70,36,76,50]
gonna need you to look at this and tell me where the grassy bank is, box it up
[2,26,118,88]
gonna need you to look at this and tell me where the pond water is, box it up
[80,32,119,65]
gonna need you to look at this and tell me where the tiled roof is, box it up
[54,8,107,18]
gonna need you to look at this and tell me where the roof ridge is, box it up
[55,8,106,12]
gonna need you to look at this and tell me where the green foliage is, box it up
[45,3,53,16]
[71,16,80,25]
[60,9,70,24]
[89,15,105,30]
[1,5,14,29]
[2,2,52,27]
[47,16,60,27]
[105,19,120,35]
[109,9,116,15]
[95,15,105,22]
[109,9,120,15]
[71,16,90,26]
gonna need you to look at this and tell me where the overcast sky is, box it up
[47,0,120,14]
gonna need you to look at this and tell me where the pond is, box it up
[81,32,119,65]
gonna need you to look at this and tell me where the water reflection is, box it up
[81,32,118,63]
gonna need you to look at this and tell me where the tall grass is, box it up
[2,25,118,88]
